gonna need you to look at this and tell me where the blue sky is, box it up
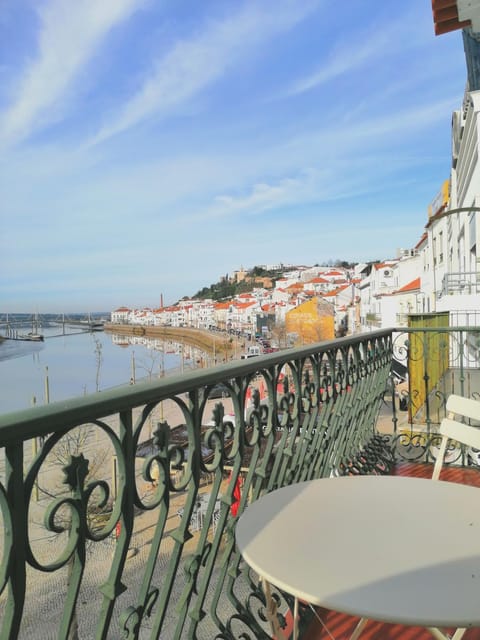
[0,0,468,313]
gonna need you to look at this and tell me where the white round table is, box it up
[235,476,480,638]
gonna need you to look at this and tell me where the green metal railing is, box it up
[389,326,480,465]
[0,329,392,639]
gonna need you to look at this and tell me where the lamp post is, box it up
[130,350,136,384]
[44,366,50,404]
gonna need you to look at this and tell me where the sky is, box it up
[0,0,470,313]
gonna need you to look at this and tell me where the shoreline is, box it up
[104,323,242,361]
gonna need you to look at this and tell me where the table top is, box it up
[235,475,480,628]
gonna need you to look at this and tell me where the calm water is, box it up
[0,327,191,415]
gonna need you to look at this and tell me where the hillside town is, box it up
[110,195,479,347]
[111,43,480,349]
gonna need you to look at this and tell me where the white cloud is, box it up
[289,36,387,96]
[205,170,320,219]
[286,10,427,97]
[89,0,321,145]
[187,94,458,222]
[0,0,144,148]
[0,0,467,313]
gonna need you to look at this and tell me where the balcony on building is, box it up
[441,271,480,297]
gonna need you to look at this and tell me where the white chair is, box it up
[432,394,480,481]
[429,395,480,640]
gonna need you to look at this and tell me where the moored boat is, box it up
[24,332,44,341]
[4,333,44,342]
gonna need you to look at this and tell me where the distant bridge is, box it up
[0,314,105,340]
[59,317,105,331]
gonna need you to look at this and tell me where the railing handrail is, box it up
[0,328,392,443]
[394,325,480,332]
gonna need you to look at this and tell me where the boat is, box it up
[4,332,44,342]
[13,313,45,341]
[24,332,44,341]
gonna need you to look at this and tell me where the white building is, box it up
[111,307,131,323]
[421,89,480,324]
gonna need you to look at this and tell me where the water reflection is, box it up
[110,333,204,365]
[0,337,45,362]
[0,330,206,414]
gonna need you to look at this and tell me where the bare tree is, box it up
[136,348,163,380]
[270,321,288,349]
[91,333,103,392]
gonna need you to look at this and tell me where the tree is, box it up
[270,321,289,349]
[91,333,103,392]
[136,349,163,380]
[250,265,268,277]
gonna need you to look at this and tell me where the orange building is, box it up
[286,297,335,345]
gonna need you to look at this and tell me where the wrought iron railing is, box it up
[0,330,393,639]
[388,326,480,466]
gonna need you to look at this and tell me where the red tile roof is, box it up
[431,0,470,35]
[397,277,421,293]
[282,284,303,295]
[415,232,428,248]
[308,277,329,284]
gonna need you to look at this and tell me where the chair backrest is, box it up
[432,395,480,481]
[446,394,480,423]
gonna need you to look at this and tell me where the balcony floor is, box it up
[302,461,480,640]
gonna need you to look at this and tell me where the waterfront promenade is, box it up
[104,323,245,363]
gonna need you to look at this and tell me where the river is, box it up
[0,326,204,415]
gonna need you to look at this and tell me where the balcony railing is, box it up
[389,325,480,468]
[0,325,479,639]
[441,270,480,296]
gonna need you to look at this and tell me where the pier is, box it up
[0,313,105,340]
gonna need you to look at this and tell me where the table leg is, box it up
[427,628,466,640]
[293,597,299,640]
[262,578,284,639]
[349,617,368,640]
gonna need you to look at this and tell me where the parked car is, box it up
[209,383,230,399]
[241,345,262,359]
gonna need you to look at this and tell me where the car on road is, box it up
[208,382,230,398]
[208,382,229,398]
